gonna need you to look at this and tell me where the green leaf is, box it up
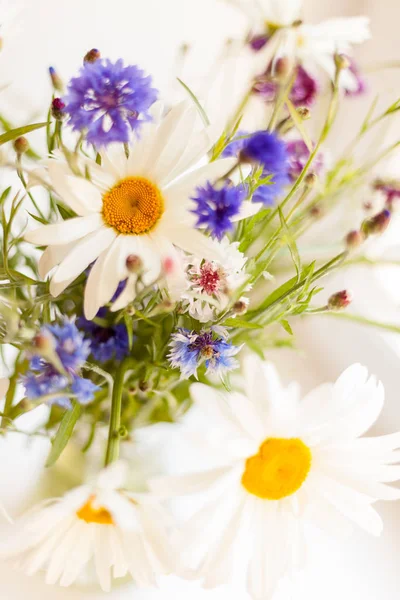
[26,211,48,225]
[177,78,210,126]
[0,122,47,146]
[46,402,82,467]
[279,207,301,282]
[280,319,293,335]
[0,186,11,205]
[223,318,263,329]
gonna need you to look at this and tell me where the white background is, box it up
[1,0,400,599]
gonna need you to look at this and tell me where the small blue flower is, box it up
[191,182,246,240]
[45,320,91,373]
[223,131,290,205]
[22,318,95,408]
[71,377,99,405]
[63,58,158,146]
[77,308,130,363]
[168,328,240,379]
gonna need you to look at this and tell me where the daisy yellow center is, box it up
[241,437,311,500]
[102,177,163,234]
[76,495,114,525]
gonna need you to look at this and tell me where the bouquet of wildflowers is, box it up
[1,0,400,596]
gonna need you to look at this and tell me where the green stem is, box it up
[1,352,23,428]
[104,357,135,466]
[322,311,400,335]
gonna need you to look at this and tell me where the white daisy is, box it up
[1,461,174,591]
[226,0,370,92]
[182,238,249,322]
[25,102,258,320]
[151,355,400,599]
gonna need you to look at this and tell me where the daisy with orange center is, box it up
[1,462,174,591]
[151,354,400,600]
[25,101,258,320]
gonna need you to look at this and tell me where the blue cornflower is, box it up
[77,309,129,363]
[223,130,290,205]
[168,328,240,379]
[45,319,91,373]
[63,58,158,146]
[191,182,246,240]
[71,377,100,405]
[22,319,97,408]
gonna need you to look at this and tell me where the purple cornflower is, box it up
[253,65,318,107]
[62,58,158,146]
[77,308,129,363]
[224,130,290,205]
[191,182,246,240]
[286,139,324,181]
[344,57,367,97]
[168,328,240,379]
[22,319,98,408]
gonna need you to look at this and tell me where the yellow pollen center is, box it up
[102,176,163,234]
[76,495,114,525]
[241,437,312,500]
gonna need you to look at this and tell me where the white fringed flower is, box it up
[182,238,249,322]
[226,0,370,92]
[25,102,257,320]
[151,355,400,600]
[1,462,174,591]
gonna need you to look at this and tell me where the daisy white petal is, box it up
[51,227,117,286]
[156,354,400,599]
[25,214,103,246]
[1,462,174,591]
[25,103,252,318]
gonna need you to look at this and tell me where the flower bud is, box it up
[296,106,310,120]
[126,254,143,273]
[13,136,29,155]
[233,298,249,315]
[362,209,391,236]
[162,256,176,276]
[84,48,101,63]
[334,53,350,71]
[305,172,318,187]
[275,57,292,80]
[328,290,353,311]
[51,97,65,120]
[33,331,56,354]
[48,66,63,91]
[345,229,365,250]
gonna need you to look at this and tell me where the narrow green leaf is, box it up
[0,187,11,205]
[0,122,47,146]
[46,402,82,467]
[26,211,48,225]
[280,319,293,335]
[177,78,210,126]
[360,94,379,134]
[279,207,301,282]
[223,318,263,329]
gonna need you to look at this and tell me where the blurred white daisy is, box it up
[225,0,370,92]
[182,238,249,322]
[25,102,258,320]
[151,355,400,599]
[1,461,174,591]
